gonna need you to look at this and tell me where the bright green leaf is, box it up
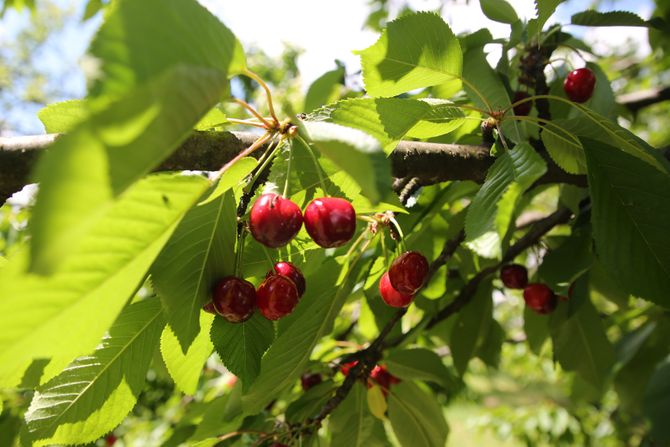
[37,99,88,133]
[480,0,519,24]
[304,66,345,113]
[367,385,387,420]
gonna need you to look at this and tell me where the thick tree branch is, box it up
[618,86,670,113]
[0,131,585,204]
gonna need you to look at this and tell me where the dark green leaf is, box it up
[644,355,670,443]
[388,381,449,447]
[386,348,454,389]
[450,279,493,375]
[330,382,387,447]
[286,381,336,424]
[571,10,662,29]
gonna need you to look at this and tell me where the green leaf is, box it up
[0,256,6,269]
[299,121,392,205]
[356,12,462,97]
[541,119,586,175]
[201,157,258,205]
[241,259,363,414]
[330,382,387,447]
[191,383,245,441]
[551,295,615,389]
[571,10,660,29]
[386,348,453,389]
[524,306,549,355]
[584,138,670,307]
[585,62,617,120]
[538,227,593,289]
[480,0,519,24]
[450,279,493,375]
[151,190,237,350]
[37,100,88,133]
[367,386,387,420]
[25,298,164,445]
[88,0,246,99]
[644,355,670,443]
[210,313,274,388]
[285,381,336,423]
[304,66,345,113]
[465,143,546,258]
[160,312,214,395]
[194,107,228,131]
[388,382,449,447]
[0,174,209,388]
[317,98,466,154]
[530,0,566,37]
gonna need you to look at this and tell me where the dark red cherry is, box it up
[249,193,303,248]
[500,264,528,289]
[379,272,414,308]
[512,91,533,116]
[202,301,216,314]
[388,251,429,295]
[257,275,300,320]
[563,68,596,103]
[266,261,306,297]
[370,364,401,396]
[340,361,358,376]
[303,197,356,248]
[212,276,257,323]
[523,283,558,315]
[300,373,322,391]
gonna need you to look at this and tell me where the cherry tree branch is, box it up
[618,86,670,113]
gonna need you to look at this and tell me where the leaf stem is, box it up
[459,76,494,113]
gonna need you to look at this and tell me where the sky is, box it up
[0,0,656,135]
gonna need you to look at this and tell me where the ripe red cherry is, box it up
[370,364,401,396]
[303,197,356,248]
[202,301,216,314]
[523,283,558,314]
[266,261,306,297]
[512,91,532,116]
[256,275,300,320]
[388,251,429,295]
[105,434,117,446]
[300,373,322,391]
[340,361,358,376]
[379,272,414,308]
[249,193,303,248]
[563,68,596,103]
[212,276,257,323]
[500,264,528,289]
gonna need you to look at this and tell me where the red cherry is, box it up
[379,272,414,308]
[212,276,257,323]
[105,434,117,446]
[563,68,596,103]
[303,197,356,248]
[249,193,303,248]
[388,251,429,295]
[257,275,300,320]
[340,361,358,376]
[266,261,306,297]
[202,301,216,314]
[500,264,528,289]
[523,283,558,314]
[512,91,532,116]
[300,373,322,391]
[370,364,400,396]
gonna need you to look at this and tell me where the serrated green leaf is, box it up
[0,174,209,388]
[386,348,453,389]
[37,99,88,133]
[388,381,449,447]
[88,0,246,99]
[330,382,387,447]
[530,0,566,38]
[160,312,214,395]
[541,119,586,175]
[551,295,615,389]
[317,98,466,154]
[465,143,546,258]
[241,259,365,414]
[211,313,274,389]
[584,138,670,307]
[480,0,519,24]
[356,12,462,97]
[450,279,493,375]
[304,67,345,113]
[152,190,237,350]
[299,121,392,205]
[644,355,670,443]
[25,298,164,445]
[571,10,657,28]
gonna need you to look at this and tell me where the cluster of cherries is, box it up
[341,361,401,397]
[500,264,560,314]
[204,193,356,323]
[512,67,596,117]
[378,251,429,308]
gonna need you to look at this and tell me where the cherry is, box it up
[500,264,528,289]
[212,276,257,323]
[379,272,414,308]
[303,197,356,248]
[340,361,358,376]
[249,193,303,248]
[300,373,322,391]
[370,364,401,396]
[563,68,596,103]
[202,301,216,314]
[256,275,300,320]
[266,261,306,297]
[512,91,532,116]
[105,434,117,446]
[523,283,558,314]
[388,251,429,295]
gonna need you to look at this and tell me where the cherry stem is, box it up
[386,214,407,253]
[243,69,279,126]
[295,135,329,196]
[232,98,274,129]
[226,117,268,129]
[216,131,273,179]
[244,136,281,194]
[261,245,276,270]
[234,229,247,277]
[344,229,369,260]
[380,230,389,270]
[282,141,293,198]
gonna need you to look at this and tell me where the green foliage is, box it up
[330,382,386,446]
[388,382,449,447]
[479,0,519,24]
[571,10,663,29]
[644,354,670,443]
